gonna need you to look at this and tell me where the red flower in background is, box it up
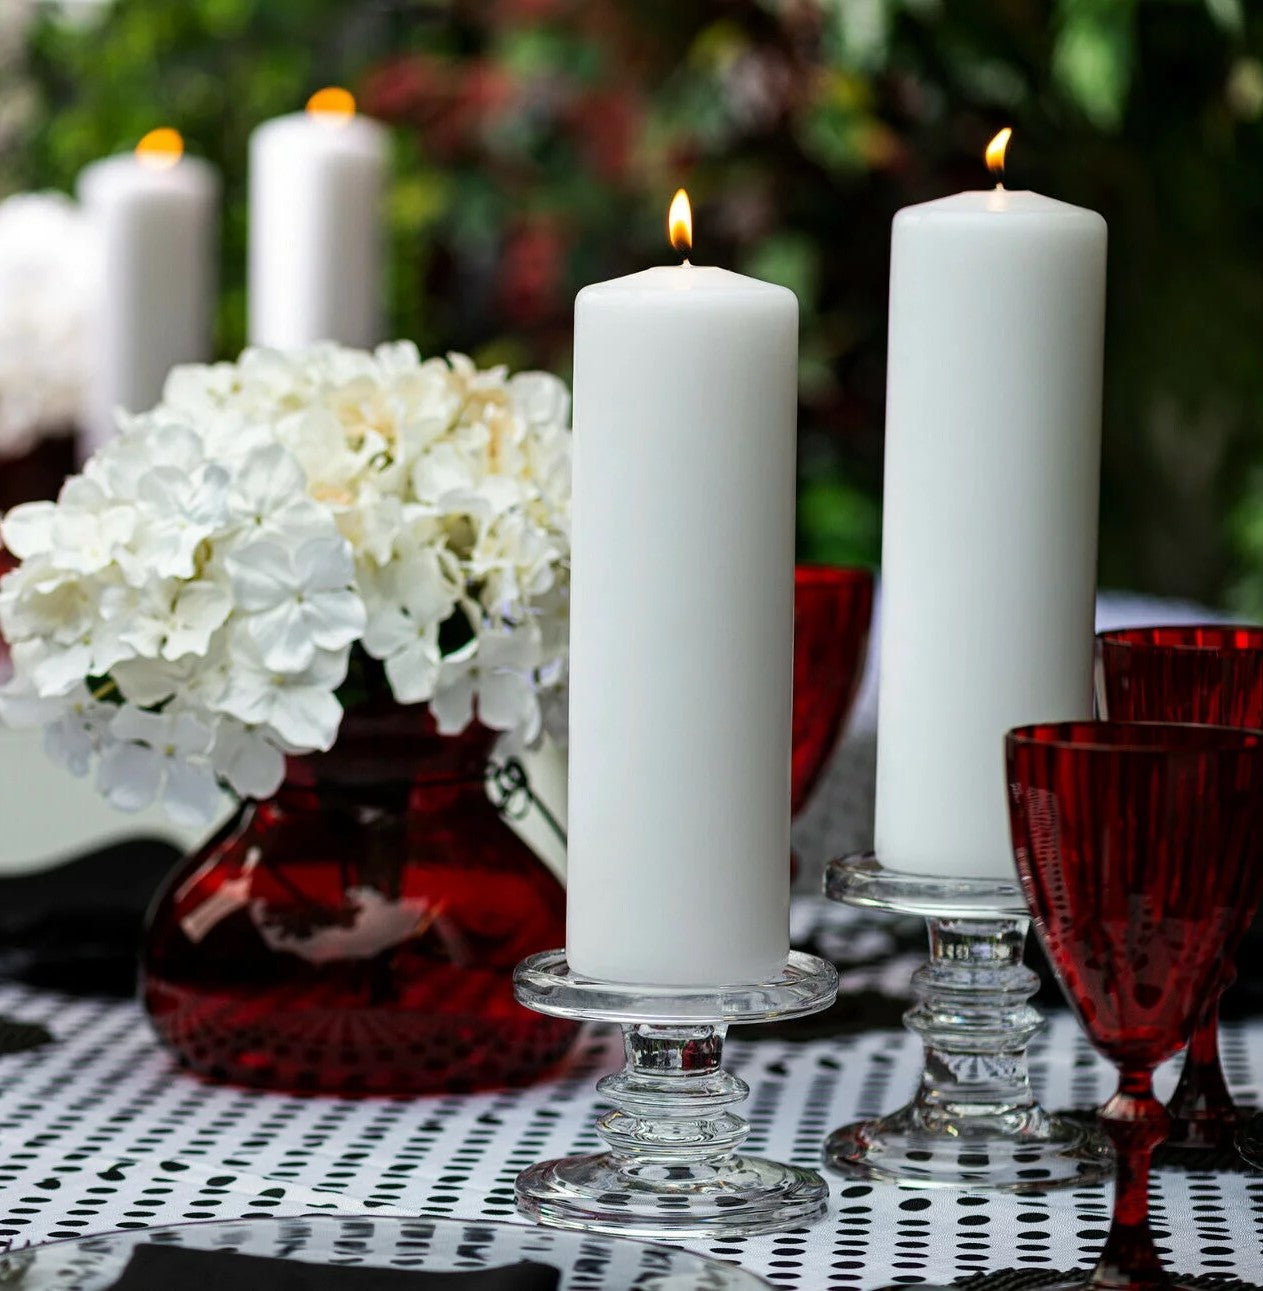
[490,0,569,19]
[497,216,566,326]
[363,56,517,162]
[361,55,430,121]
[564,85,641,185]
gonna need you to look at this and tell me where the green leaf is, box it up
[1052,1,1136,131]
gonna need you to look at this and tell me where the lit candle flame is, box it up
[986,127,1012,183]
[668,188,692,258]
[307,87,356,122]
[135,128,184,171]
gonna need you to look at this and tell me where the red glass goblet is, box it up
[792,565,873,815]
[1008,721,1263,1291]
[1096,624,1263,1149]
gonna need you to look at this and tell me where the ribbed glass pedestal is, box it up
[513,948,838,1238]
[822,855,1111,1191]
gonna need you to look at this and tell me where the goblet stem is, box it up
[1166,987,1236,1149]
[1090,1070,1169,1291]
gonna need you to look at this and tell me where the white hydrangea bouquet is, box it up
[0,343,571,827]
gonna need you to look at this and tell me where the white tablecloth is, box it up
[0,956,1258,1289]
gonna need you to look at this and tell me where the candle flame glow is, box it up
[135,128,184,171]
[986,127,1012,181]
[307,87,356,122]
[668,188,692,257]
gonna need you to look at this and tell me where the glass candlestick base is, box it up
[513,948,838,1239]
[822,855,1111,1191]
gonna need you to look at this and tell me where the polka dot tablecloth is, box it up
[0,953,1261,1287]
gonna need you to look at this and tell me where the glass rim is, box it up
[1096,623,1263,652]
[1007,719,1263,755]
[794,563,873,588]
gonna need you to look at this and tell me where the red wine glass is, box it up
[791,565,873,815]
[1096,624,1263,1149]
[1008,721,1263,1291]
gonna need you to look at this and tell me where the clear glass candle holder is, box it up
[821,854,1111,1191]
[513,947,838,1239]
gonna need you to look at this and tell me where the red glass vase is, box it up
[141,703,576,1095]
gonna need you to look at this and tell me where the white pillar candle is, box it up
[77,129,219,453]
[875,132,1107,881]
[566,192,799,987]
[248,88,387,350]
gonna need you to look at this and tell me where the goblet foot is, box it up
[1163,1114,1237,1153]
[516,1151,828,1239]
[825,1100,1109,1191]
[867,1277,1198,1291]
[1236,1109,1263,1171]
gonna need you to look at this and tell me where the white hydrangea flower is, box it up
[4,478,137,575]
[46,686,117,778]
[0,559,98,647]
[213,639,350,752]
[211,717,286,801]
[0,343,571,826]
[97,705,221,826]
[227,536,366,673]
[0,655,73,730]
[223,443,332,542]
[430,624,544,741]
[361,548,462,703]
[128,461,230,581]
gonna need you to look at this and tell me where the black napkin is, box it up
[0,836,181,997]
[106,1244,560,1291]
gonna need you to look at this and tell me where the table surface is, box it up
[0,915,1260,1291]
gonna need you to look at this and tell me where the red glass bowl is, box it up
[1096,624,1263,728]
[1096,623,1263,1148]
[1009,719,1263,1070]
[792,565,874,815]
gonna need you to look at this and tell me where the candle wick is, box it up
[995,181,1005,192]
[682,257,692,267]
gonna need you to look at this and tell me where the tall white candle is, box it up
[566,193,799,987]
[248,88,387,350]
[77,129,219,453]
[875,133,1107,881]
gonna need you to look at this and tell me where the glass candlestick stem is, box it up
[822,855,1110,1191]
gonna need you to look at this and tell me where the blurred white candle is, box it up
[875,131,1107,881]
[566,192,798,987]
[78,128,219,453]
[248,88,387,350]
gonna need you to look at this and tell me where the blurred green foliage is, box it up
[9,0,1263,599]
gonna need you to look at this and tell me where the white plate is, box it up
[17,1214,771,1289]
